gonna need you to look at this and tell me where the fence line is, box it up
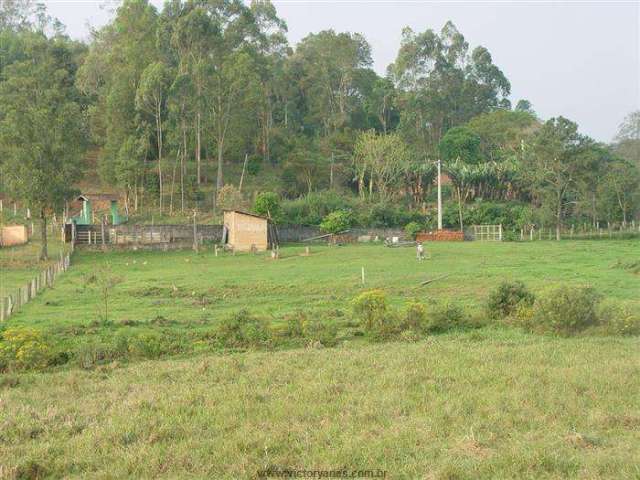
[471,224,503,241]
[0,252,71,322]
[517,221,639,241]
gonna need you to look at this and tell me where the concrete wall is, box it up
[273,225,404,243]
[0,225,29,247]
[72,224,223,245]
[69,222,404,247]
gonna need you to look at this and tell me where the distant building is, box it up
[222,210,268,252]
[0,225,29,247]
[70,194,126,225]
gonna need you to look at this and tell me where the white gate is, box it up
[472,224,503,241]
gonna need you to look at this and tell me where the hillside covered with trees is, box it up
[1,0,639,239]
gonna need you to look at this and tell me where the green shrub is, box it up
[487,281,535,319]
[403,301,428,332]
[425,301,468,333]
[127,332,168,358]
[254,191,281,220]
[74,341,120,369]
[283,311,306,338]
[0,328,52,371]
[529,285,601,336]
[281,191,354,225]
[320,210,353,234]
[356,201,426,228]
[352,290,388,331]
[597,301,640,336]
[404,222,422,240]
[304,319,339,346]
[246,155,262,175]
[214,310,271,348]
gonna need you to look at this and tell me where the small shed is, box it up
[223,210,268,252]
[0,225,29,247]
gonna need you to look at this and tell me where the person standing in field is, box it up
[416,242,425,261]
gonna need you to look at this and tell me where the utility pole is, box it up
[437,158,443,230]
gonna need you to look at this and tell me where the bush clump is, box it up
[254,191,281,220]
[596,301,640,336]
[404,222,423,240]
[352,290,391,337]
[402,301,428,331]
[320,210,353,234]
[424,301,469,333]
[0,328,52,371]
[214,309,271,348]
[526,285,601,336]
[487,280,535,319]
[304,319,339,347]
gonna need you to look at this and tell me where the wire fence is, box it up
[0,252,71,322]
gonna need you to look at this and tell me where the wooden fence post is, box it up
[192,211,198,252]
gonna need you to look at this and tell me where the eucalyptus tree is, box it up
[439,126,482,230]
[613,111,640,169]
[523,117,589,240]
[166,72,195,213]
[290,30,374,135]
[115,135,147,214]
[170,2,215,185]
[136,61,171,214]
[391,21,510,162]
[466,110,538,163]
[76,0,158,189]
[353,130,410,200]
[601,157,640,225]
[248,0,289,164]
[0,30,85,260]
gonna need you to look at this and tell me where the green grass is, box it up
[6,239,639,329]
[2,240,639,478]
[1,333,639,479]
[0,227,66,298]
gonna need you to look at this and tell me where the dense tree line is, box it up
[1,0,638,255]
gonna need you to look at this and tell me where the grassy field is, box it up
[0,227,66,299]
[1,239,639,478]
[1,333,639,479]
[4,239,639,340]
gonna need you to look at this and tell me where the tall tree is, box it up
[0,31,85,259]
[523,117,589,240]
[439,126,482,230]
[392,22,510,162]
[290,30,374,135]
[353,131,410,200]
[136,61,171,214]
[76,0,158,196]
[613,111,640,169]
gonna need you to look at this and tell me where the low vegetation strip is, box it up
[0,241,638,372]
[1,334,639,479]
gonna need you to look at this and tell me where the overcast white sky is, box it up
[46,0,639,142]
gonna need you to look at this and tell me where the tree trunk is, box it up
[156,99,163,215]
[214,142,224,212]
[556,197,562,241]
[124,189,130,216]
[196,111,201,185]
[39,208,48,261]
[134,180,139,212]
[169,148,179,215]
[457,186,464,232]
[181,122,186,214]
